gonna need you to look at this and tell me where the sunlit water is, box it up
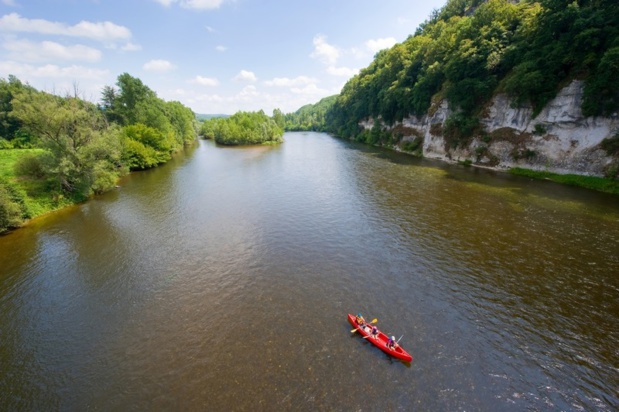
[1,132,618,410]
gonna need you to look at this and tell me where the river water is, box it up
[1,132,618,411]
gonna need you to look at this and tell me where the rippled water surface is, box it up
[1,132,618,410]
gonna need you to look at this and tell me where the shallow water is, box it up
[1,132,618,410]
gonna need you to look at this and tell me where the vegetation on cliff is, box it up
[326,0,619,146]
[0,74,197,233]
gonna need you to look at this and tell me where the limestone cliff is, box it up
[362,80,619,177]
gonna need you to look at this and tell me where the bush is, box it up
[401,136,424,155]
[444,113,481,148]
[0,179,29,233]
[91,163,120,194]
[0,138,13,149]
[14,153,46,178]
[533,124,547,135]
[122,138,160,170]
[600,134,619,156]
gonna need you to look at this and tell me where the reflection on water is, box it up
[1,133,618,410]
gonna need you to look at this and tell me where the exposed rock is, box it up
[360,80,619,177]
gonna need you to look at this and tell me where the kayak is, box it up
[347,313,413,362]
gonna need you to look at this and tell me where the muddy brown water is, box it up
[1,132,618,410]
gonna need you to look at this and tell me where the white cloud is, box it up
[191,75,219,86]
[290,83,329,96]
[365,37,397,53]
[206,26,216,33]
[143,59,176,72]
[326,66,358,77]
[238,85,258,98]
[121,42,142,51]
[215,45,227,52]
[0,60,109,80]
[263,76,315,87]
[2,0,18,6]
[3,39,102,63]
[233,70,257,82]
[310,35,339,65]
[192,93,224,103]
[154,0,226,9]
[0,13,131,42]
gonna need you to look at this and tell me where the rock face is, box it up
[361,80,619,176]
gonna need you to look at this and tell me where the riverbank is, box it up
[447,156,619,195]
[354,138,619,196]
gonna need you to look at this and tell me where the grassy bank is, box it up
[509,167,619,195]
[0,149,74,219]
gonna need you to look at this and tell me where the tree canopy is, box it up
[0,73,198,232]
[200,110,284,145]
[326,0,619,140]
[284,95,337,131]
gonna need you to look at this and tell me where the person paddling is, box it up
[387,335,398,350]
[371,325,378,339]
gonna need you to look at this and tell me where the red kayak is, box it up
[348,314,413,362]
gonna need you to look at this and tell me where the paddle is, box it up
[351,318,377,333]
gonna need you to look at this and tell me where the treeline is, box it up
[0,73,197,233]
[284,95,337,131]
[326,0,619,143]
[200,110,284,145]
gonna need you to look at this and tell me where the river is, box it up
[1,132,618,411]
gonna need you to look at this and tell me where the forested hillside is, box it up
[284,95,337,131]
[0,74,197,233]
[326,0,619,145]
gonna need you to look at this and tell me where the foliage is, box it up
[100,73,198,148]
[400,136,424,156]
[326,0,619,146]
[285,95,337,131]
[200,110,284,145]
[122,124,170,169]
[600,133,619,156]
[0,76,36,147]
[533,123,547,135]
[443,112,481,147]
[0,178,30,233]
[0,72,197,231]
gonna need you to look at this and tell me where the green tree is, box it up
[0,178,29,233]
[11,88,122,197]
[202,111,284,145]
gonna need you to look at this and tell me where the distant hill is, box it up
[195,114,230,121]
[284,95,337,131]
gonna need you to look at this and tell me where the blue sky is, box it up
[0,0,447,115]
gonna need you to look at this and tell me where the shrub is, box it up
[533,124,547,135]
[0,179,29,233]
[0,138,13,149]
[400,136,424,156]
[14,153,46,178]
[122,138,159,170]
[444,113,481,148]
[600,134,619,156]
